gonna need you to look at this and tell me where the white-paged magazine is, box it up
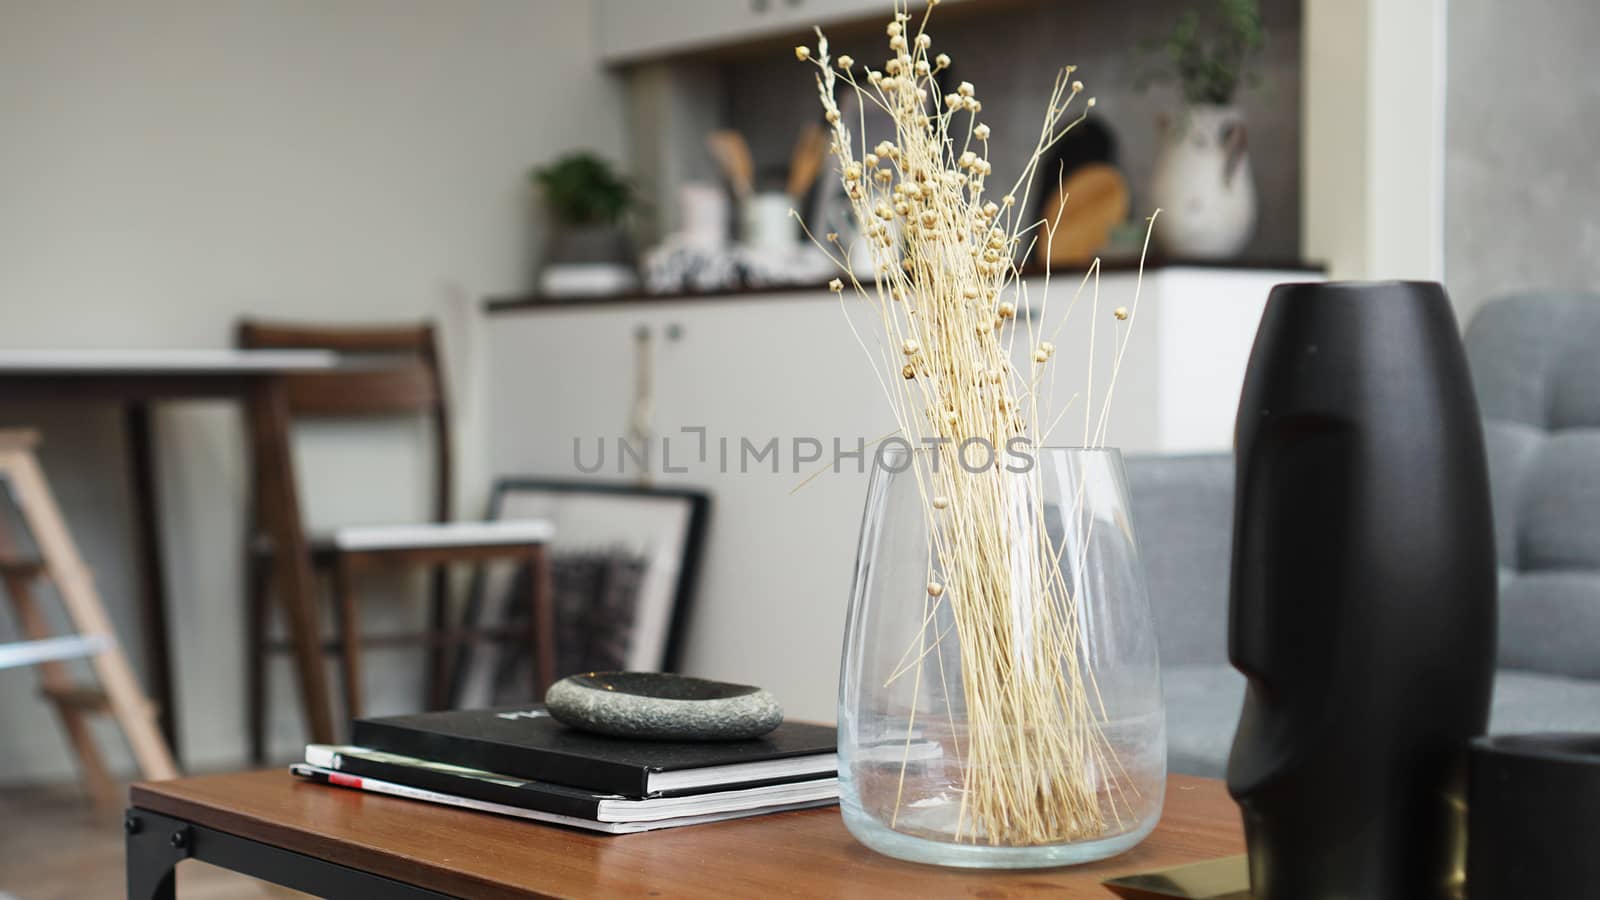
[290,763,838,834]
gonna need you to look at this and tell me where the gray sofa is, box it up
[1131,291,1600,777]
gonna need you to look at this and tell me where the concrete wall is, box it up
[0,0,623,782]
[1445,0,1600,326]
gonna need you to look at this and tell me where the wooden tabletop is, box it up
[132,770,1244,899]
[0,348,337,374]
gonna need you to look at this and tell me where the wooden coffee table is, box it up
[126,770,1243,899]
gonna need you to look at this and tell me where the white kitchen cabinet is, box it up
[490,292,890,726]
[595,0,970,65]
[1010,266,1322,453]
[486,264,1318,723]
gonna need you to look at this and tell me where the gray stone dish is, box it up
[544,671,783,741]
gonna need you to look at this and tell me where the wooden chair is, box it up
[239,320,554,762]
[0,429,178,809]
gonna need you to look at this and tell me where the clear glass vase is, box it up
[839,446,1166,868]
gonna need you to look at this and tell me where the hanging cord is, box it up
[629,324,655,488]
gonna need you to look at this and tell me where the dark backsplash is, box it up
[720,0,1303,261]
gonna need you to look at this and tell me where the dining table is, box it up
[0,349,343,757]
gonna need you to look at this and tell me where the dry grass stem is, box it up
[798,0,1159,847]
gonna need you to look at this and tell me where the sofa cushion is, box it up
[1161,665,1600,778]
[1499,572,1600,679]
[1467,292,1600,678]
[1124,453,1234,667]
[1465,291,1600,429]
[1161,665,1244,778]
[1515,431,1600,571]
[1489,669,1600,734]
[1483,421,1543,571]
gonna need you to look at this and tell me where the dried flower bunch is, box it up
[797,1,1152,849]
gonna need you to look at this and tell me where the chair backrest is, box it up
[1465,291,1600,680]
[236,319,451,524]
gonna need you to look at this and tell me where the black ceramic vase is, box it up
[1227,281,1496,900]
[1469,733,1600,897]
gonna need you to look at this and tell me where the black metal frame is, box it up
[124,807,453,900]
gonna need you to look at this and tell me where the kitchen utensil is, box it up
[786,124,828,202]
[1036,163,1129,265]
[706,130,754,200]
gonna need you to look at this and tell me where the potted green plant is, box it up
[1136,0,1264,259]
[532,153,638,297]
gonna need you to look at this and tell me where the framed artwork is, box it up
[450,479,710,707]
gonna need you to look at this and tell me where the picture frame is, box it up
[450,479,710,707]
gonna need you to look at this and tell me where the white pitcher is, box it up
[1149,104,1256,259]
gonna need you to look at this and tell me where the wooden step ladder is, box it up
[0,429,178,809]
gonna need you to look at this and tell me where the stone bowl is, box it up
[544,671,783,741]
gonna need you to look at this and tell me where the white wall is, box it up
[1302,0,1447,287]
[0,0,623,782]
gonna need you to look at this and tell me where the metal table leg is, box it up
[125,807,453,899]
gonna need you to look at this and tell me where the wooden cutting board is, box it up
[1036,162,1129,266]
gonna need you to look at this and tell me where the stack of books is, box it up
[291,706,839,834]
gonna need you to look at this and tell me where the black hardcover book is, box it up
[349,706,838,797]
[304,745,837,822]
[289,763,838,835]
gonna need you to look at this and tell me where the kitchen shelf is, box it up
[484,257,1325,314]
